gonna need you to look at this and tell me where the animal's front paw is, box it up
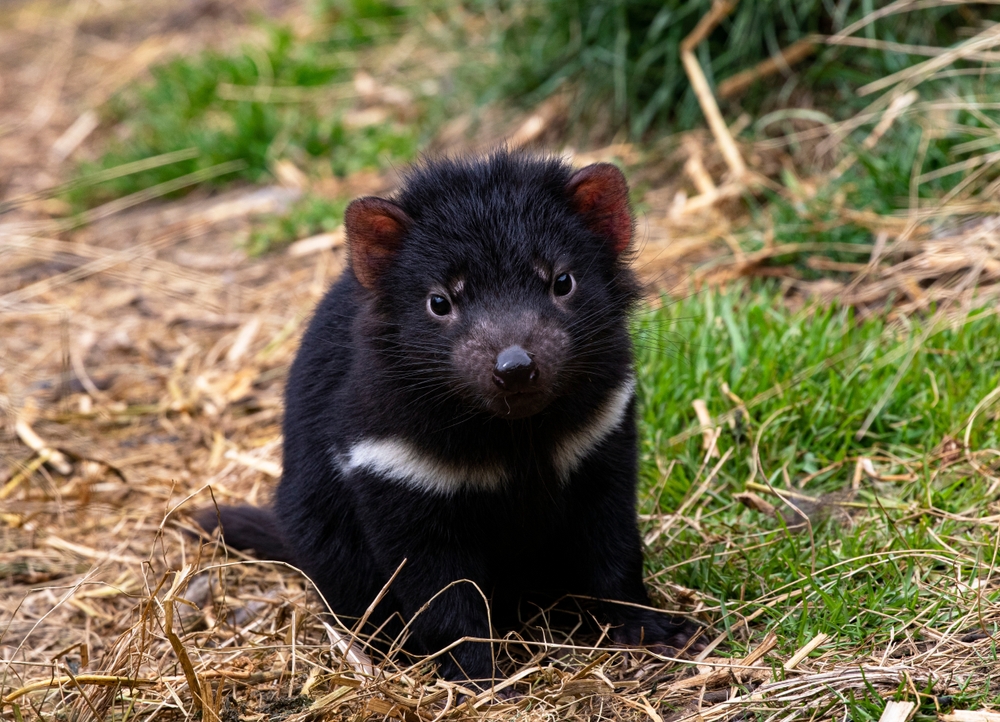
[610,612,703,655]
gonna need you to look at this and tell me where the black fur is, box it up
[197,151,691,682]
[194,503,290,563]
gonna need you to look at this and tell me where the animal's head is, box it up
[345,152,638,419]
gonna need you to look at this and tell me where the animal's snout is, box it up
[492,345,538,392]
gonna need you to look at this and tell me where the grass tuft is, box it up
[483,0,998,137]
[634,285,1000,712]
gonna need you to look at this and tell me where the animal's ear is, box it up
[345,197,411,289]
[566,163,633,255]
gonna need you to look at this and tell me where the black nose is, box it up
[492,345,538,392]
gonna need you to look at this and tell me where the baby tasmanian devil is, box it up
[196,151,692,682]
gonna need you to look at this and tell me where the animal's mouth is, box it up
[488,389,551,419]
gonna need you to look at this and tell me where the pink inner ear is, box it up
[345,197,411,289]
[567,164,633,255]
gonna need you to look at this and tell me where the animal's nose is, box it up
[492,345,538,392]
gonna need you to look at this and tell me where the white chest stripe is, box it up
[552,375,635,481]
[341,438,506,494]
[341,376,635,493]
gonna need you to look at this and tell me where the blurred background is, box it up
[4,0,1000,298]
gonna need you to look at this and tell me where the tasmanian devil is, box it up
[196,151,692,682]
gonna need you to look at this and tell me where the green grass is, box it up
[634,286,1000,713]
[481,0,1000,137]
[69,8,420,210]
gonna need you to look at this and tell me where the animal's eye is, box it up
[428,294,453,317]
[552,272,575,297]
